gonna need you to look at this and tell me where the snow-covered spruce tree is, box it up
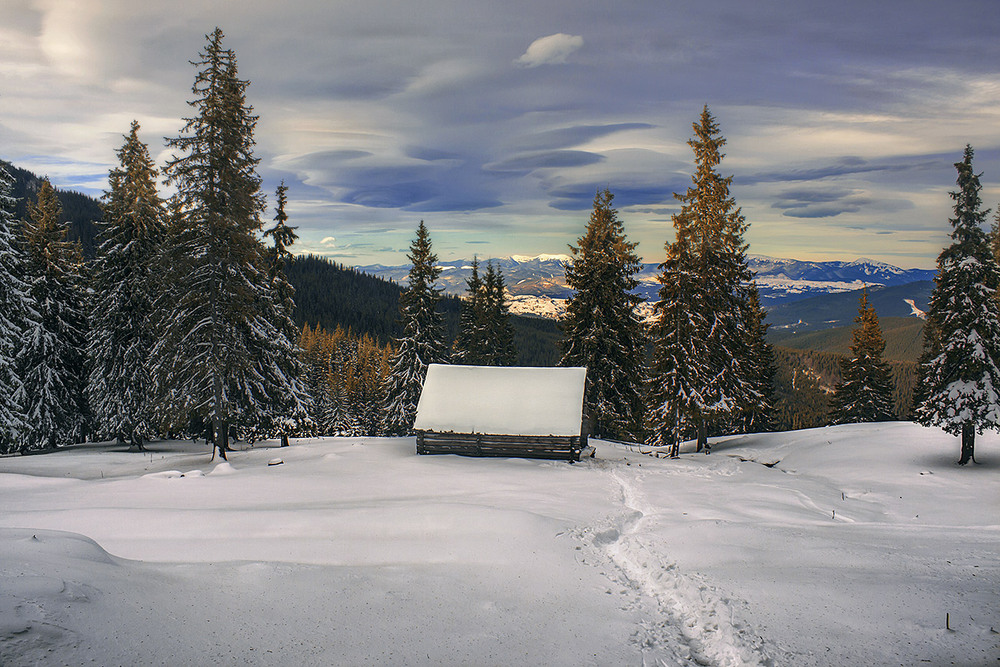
[452,257,488,365]
[382,221,447,435]
[88,121,165,451]
[992,209,1000,267]
[327,343,357,436]
[560,189,644,440]
[830,288,895,424]
[481,261,516,366]
[731,282,776,434]
[646,216,712,457]
[452,259,516,366]
[264,182,296,272]
[0,164,34,453]
[154,28,302,460]
[17,179,89,451]
[915,145,1000,465]
[261,182,310,446]
[647,107,759,453]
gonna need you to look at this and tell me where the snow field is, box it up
[632,424,1000,666]
[0,423,997,666]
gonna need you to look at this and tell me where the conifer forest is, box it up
[3,28,1000,467]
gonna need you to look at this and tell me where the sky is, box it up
[2,0,999,269]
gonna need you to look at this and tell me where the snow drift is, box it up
[0,423,997,666]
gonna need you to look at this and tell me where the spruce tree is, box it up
[452,259,516,366]
[560,189,644,439]
[915,145,1000,464]
[646,221,712,457]
[647,107,759,452]
[17,179,89,451]
[830,288,895,424]
[88,121,165,450]
[301,325,332,434]
[262,182,309,446]
[382,221,447,435]
[0,164,33,453]
[452,257,488,365]
[481,261,516,366]
[992,210,1000,267]
[264,182,296,273]
[733,282,776,433]
[154,28,302,459]
[327,343,356,436]
[362,334,392,435]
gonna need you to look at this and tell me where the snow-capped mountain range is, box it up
[356,254,935,318]
[740,255,935,307]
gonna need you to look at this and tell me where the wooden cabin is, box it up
[413,364,591,461]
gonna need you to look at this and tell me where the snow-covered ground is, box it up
[0,423,997,666]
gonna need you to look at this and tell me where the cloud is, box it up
[515,33,583,68]
[740,157,926,186]
[511,123,655,152]
[404,194,504,213]
[5,0,996,269]
[774,186,856,203]
[320,236,336,245]
[405,145,461,162]
[314,149,373,162]
[768,185,915,220]
[546,182,679,210]
[771,186,871,218]
[485,150,605,173]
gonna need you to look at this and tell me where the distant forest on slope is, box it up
[3,159,919,431]
[769,316,925,364]
[773,347,918,430]
[1,161,101,259]
[286,255,563,367]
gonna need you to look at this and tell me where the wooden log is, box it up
[415,430,583,461]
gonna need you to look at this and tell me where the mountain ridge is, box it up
[355,253,936,312]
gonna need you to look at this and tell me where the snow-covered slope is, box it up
[1,424,996,666]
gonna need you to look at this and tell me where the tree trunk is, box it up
[213,416,228,461]
[128,433,145,452]
[958,421,976,465]
[696,414,708,453]
[280,434,289,447]
[220,422,229,460]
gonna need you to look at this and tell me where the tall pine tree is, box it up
[830,288,895,424]
[915,145,1000,464]
[154,28,302,459]
[88,121,165,450]
[647,107,760,453]
[0,164,33,453]
[17,179,89,451]
[382,221,447,435]
[560,189,644,440]
[646,216,712,457]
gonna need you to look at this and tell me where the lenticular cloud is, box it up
[515,33,583,67]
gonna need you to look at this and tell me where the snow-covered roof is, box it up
[413,364,587,437]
